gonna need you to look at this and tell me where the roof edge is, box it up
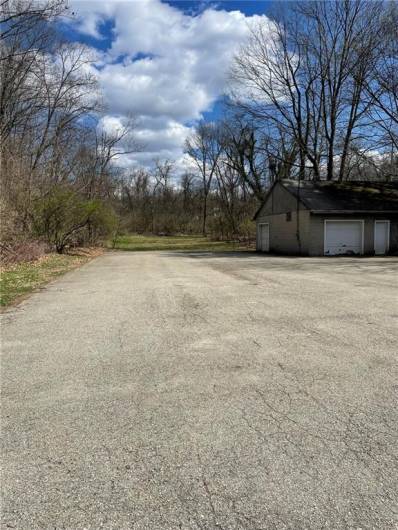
[278,180,311,209]
[310,210,398,214]
[252,180,278,221]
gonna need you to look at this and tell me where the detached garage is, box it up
[254,180,398,256]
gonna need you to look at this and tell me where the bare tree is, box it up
[364,2,398,153]
[0,0,65,43]
[185,122,223,235]
[0,0,67,143]
[231,12,323,180]
[231,0,388,181]
[221,117,268,201]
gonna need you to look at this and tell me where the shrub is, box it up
[33,187,117,253]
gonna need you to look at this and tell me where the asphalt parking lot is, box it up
[2,251,398,529]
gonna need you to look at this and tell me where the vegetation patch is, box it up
[109,234,254,252]
[0,250,101,308]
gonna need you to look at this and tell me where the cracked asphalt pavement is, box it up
[1,251,398,529]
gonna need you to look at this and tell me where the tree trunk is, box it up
[202,194,208,236]
[326,140,335,181]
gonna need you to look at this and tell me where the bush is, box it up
[33,187,117,253]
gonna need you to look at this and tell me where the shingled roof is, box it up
[280,180,398,213]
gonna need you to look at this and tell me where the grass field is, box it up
[109,234,253,252]
[0,253,91,308]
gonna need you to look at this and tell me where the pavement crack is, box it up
[196,451,225,530]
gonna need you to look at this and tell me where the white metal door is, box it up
[258,223,269,252]
[324,220,363,255]
[374,220,389,255]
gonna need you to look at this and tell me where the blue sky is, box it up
[65,0,273,170]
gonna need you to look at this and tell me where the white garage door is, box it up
[324,220,363,255]
[258,223,269,252]
[374,220,390,255]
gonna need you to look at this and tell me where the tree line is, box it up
[1,0,134,254]
[1,0,397,252]
[118,157,257,240]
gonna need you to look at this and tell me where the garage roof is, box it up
[281,180,398,213]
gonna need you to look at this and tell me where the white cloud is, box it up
[69,0,271,171]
